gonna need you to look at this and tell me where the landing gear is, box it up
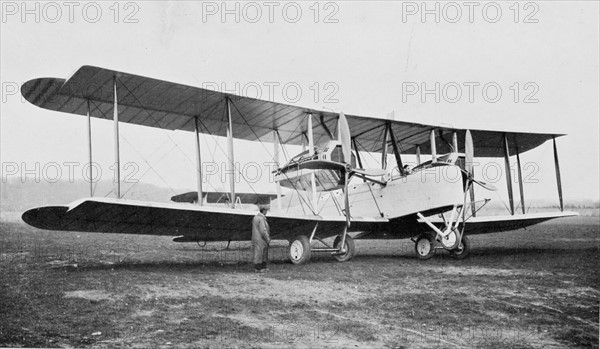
[450,235,471,260]
[333,235,355,262]
[415,234,435,260]
[413,232,471,260]
[288,227,358,265]
[288,235,311,265]
[416,202,475,260]
[440,229,459,250]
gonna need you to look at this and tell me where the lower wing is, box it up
[21,197,388,242]
[458,211,579,235]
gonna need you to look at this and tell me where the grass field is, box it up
[0,216,598,348]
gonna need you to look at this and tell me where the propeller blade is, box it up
[338,112,352,165]
[465,129,474,176]
[353,168,387,177]
[459,168,497,191]
[473,179,497,191]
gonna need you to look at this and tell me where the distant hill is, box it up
[1,179,181,213]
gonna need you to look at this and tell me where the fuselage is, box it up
[273,163,466,221]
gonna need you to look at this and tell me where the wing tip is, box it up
[21,78,66,107]
[22,206,69,230]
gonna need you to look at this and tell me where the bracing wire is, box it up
[121,142,179,197]
[228,101,317,215]
[89,99,177,198]
[193,103,263,199]
[354,138,382,169]
[108,78,325,215]
[276,130,291,163]
[113,79,202,194]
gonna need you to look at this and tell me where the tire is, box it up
[415,234,435,260]
[441,229,460,250]
[450,235,471,260]
[333,235,355,262]
[288,235,311,265]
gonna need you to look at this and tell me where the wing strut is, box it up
[503,134,515,215]
[381,124,389,169]
[113,76,121,199]
[194,116,204,206]
[307,114,317,210]
[273,129,282,210]
[516,146,526,214]
[352,137,366,183]
[430,130,437,163]
[86,99,93,197]
[465,130,477,217]
[387,122,404,173]
[553,137,564,212]
[226,97,236,208]
[452,132,458,152]
[319,114,334,139]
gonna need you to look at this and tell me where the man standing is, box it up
[252,205,270,272]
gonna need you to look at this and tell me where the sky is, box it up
[1,1,599,206]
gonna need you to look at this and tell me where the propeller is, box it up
[463,130,497,191]
[470,177,497,191]
[465,129,474,176]
[339,112,387,177]
[339,112,352,227]
[338,112,391,227]
[339,112,352,166]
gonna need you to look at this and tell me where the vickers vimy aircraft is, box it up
[20,66,577,264]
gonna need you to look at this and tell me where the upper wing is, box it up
[21,198,388,241]
[22,65,563,157]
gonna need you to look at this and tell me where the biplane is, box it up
[20,66,577,264]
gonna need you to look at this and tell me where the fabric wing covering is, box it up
[21,197,387,241]
[21,65,563,157]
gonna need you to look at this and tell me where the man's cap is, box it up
[258,204,271,211]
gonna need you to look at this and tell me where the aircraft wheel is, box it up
[441,229,460,250]
[289,235,311,265]
[333,235,355,262]
[450,235,471,260]
[415,234,435,260]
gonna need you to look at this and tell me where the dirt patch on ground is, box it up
[132,309,155,317]
[552,237,600,242]
[213,312,383,349]
[423,265,552,276]
[135,273,363,304]
[64,290,122,302]
[552,286,599,296]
